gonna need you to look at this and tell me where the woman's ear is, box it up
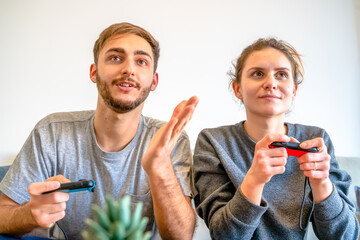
[90,64,97,83]
[292,85,298,101]
[232,81,243,100]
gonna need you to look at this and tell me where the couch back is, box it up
[337,156,360,210]
[0,165,10,194]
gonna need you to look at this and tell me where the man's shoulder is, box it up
[142,115,166,130]
[36,110,95,129]
[141,115,189,139]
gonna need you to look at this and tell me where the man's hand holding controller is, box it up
[27,175,70,229]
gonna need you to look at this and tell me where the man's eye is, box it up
[111,56,121,61]
[137,59,147,66]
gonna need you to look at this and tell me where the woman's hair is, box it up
[229,38,304,86]
[93,22,160,72]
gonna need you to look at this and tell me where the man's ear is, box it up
[292,85,298,101]
[151,73,159,91]
[232,81,243,100]
[90,64,97,83]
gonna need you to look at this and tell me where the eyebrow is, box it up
[246,67,291,73]
[105,48,153,60]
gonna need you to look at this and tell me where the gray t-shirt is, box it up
[0,111,193,239]
[194,121,359,239]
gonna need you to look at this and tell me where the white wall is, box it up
[1,0,360,165]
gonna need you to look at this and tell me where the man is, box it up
[0,22,197,239]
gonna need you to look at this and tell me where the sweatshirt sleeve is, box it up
[193,130,267,240]
[311,130,359,239]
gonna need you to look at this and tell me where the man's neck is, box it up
[244,113,287,143]
[93,100,143,152]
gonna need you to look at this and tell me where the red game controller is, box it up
[269,142,319,157]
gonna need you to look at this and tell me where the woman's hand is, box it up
[241,134,290,205]
[298,138,333,202]
[248,134,291,185]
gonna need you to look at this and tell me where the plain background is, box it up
[0,1,359,162]
[0,1,359,239]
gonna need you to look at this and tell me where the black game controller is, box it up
[42,179,96,194]
[269,142,319,157]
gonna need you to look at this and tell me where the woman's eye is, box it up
[252,71,263,77]
[276,72,288,79]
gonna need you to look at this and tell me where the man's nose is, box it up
[121,59,135,76]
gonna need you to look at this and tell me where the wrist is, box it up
[240,175,265,205]
[24,203,40,229]
[310,178,333,203]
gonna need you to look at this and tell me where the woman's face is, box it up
[233,47,297,119]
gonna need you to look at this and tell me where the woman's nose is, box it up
[263,74,277,90]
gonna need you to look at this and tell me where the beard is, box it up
[96,73,152,113]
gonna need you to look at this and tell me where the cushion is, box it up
[356,186,360,212]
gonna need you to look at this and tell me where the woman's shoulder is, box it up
[199,121,244,136]
[287,122,329,141]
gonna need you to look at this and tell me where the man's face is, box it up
[90,34,158,113]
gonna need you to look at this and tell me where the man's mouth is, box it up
[113,78,139,89]
[118,83,134,87]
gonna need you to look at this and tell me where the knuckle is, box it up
[59,211,66,219]
[258,159,267,168]
[52,193,61,202]
[257,151,266,159]
[59,202,67,211]
[267,134,275,142]
[262,167,271,177]
[28,184,36,195]
[31,208,41,218]
[36,216,49,228]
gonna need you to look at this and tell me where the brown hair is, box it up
[93,22,160,72]
[229,38,304,86]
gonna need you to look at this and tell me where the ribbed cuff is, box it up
[313,186,343,221]
[228,188,268,225]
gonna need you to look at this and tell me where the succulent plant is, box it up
[82,195,151,240]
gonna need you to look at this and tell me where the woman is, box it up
[193,38,359,239]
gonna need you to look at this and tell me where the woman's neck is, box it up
[243,115,287,143]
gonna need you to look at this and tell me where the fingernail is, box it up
[51,181,60,188]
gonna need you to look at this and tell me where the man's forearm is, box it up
[147,164,195,240]
[0,203,38,237]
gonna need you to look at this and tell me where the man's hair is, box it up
[93,22,160,72]
[229,38,304,87]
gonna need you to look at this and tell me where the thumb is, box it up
[28,181,60,195]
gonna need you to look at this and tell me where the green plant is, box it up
[82,195,151,240]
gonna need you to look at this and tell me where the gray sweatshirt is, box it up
[193,121,359,239]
